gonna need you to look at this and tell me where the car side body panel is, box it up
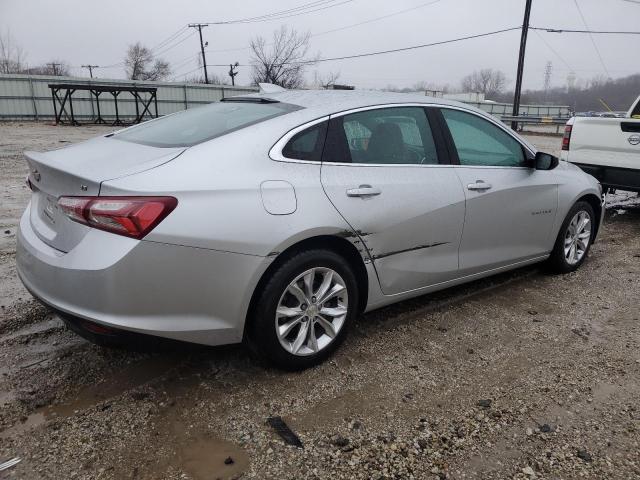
[16,90,604,347]
[454,166,559,274]
[321,162,466,295]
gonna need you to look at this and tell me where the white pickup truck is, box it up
[561,95,640,193]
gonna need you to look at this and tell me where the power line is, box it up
[171,54,200,71]
[153,30,196,57]
[205,0,444,55]
[572,0,610,77]
[293,26,520,65]
[101,29,196,70]
[201,0,353,25]
[203,0,336,24]
[223,0,341,23]
[99,27,192,69]
[149,26,189,53]
[211,0,343,24]
[173,65,203,80]
[532,29,574,71]
[531,27,640,34]
[312,0,443,38]
[204,27,519,67]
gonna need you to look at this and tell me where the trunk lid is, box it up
[25,136,184,252]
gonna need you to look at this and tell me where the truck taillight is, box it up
[57,196,177,239]
[562,125,572,151]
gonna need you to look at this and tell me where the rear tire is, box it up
[547,201,595,273]
[246,249,359,370]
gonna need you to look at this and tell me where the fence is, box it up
[0,74,574,125]
[464,101,572,118]
[0,74,258,122]
[425,90,573,119]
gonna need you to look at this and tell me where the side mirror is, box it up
[534,151,559,170]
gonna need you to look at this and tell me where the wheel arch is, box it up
[244,234,369,337]
[576,193,603,239]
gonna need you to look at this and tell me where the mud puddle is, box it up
[0,354,182,439]
[110,357,251,479]
[177,436,249,480]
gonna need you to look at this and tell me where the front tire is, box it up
[247,249,359,370]
[547,201,595,273]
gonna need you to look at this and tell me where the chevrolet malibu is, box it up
[17,88,604,370]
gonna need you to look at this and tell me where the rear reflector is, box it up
[57,196,177,239]
[562,124,572,151]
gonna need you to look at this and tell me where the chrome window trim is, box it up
[269,102,536,166]
[316,162,454,168]
[269,116,329,164]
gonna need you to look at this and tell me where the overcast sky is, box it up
[1,0,639,90]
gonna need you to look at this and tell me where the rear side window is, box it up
[323,107,439,165]
[441,109,525,167]
[282,121,328,161]
[114,101,300,148]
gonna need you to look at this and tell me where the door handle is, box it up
[346,185,382,197]
[467,181,492,191]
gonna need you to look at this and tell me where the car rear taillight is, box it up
[562,124,572,151]
[57,196,177,239]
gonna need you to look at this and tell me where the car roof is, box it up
[228,89,481,118]
[223,89,537,153]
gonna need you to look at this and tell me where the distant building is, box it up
[425,90,486,103]
[326,84,355,90]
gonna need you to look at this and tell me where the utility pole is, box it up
[543,61,552,95]
[81,64,99,78]
[47,62,62,76]
[511,0,533,131]
[228,62,239,86]
[188,23,209,84]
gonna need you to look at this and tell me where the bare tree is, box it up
[461,69,507,97]
[411,80,451,94]
[250,26,317,88]
[585,74,609,90]
[382,81,451,94]
[312,71,340,89]
[185,73,229,85]
[0,30,26,74]
[124,42,170,81]
[24,60,70,76]
[492,73,639,112]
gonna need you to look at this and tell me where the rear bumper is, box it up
[16,203,268,346]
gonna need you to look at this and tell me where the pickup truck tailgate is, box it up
[569,116,640,170]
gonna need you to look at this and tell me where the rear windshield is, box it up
[113,100,301,147]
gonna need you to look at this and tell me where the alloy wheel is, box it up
[564,210,592,265]
[275,267,348,356]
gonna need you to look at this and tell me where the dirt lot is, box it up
[1,122,639,480]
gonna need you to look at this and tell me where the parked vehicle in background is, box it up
[17,88,604,370]
[562,95,640,193]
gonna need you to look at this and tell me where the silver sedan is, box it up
[17,88,603,369]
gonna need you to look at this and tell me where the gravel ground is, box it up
[0,122,639,480]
